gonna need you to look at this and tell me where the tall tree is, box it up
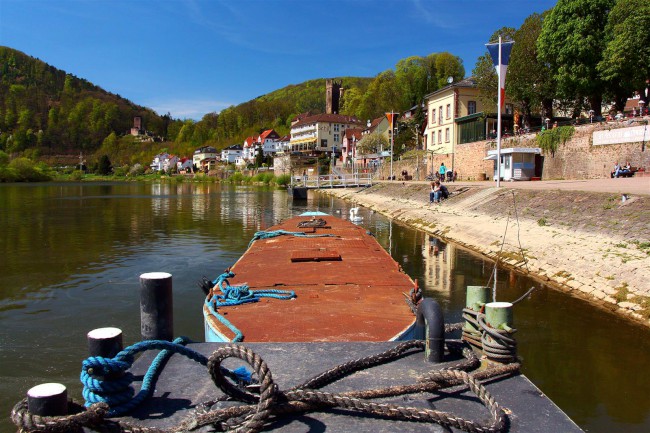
[598,0,650,111]
[472,27,516,112]
[434,53,465,89]
[507,12,555,124]
[537,0,611,115]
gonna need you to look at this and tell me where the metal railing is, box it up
[290,173,373,189]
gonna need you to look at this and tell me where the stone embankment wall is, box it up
[421,121,649,181]
[322,183,650,327]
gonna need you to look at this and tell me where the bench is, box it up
[611,167,639,178]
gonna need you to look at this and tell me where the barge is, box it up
[203,211,418,342]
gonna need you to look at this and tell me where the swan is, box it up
[349,207,363,222]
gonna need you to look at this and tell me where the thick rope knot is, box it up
[81,337,208,417]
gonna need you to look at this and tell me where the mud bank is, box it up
[320,182,650,326]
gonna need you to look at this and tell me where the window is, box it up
[439,106,443,123]
[445,128,450,142]
[505,104,513,115]
[334,134,340,142]
[431,109,436,124]
[438,130,442,144]
[446,104,451,118]
[468,101,476,115]
[334,124,340,132]
[321,139,328,148]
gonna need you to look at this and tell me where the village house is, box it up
[275,134,291,154]
[150,153,179,172]
[341,128,362,167]
[177,157,194,174]
[221,144,243,164]
[242,136,258,163]
[257,129,281,156]
[289,113,362,157]
[193,146,219,172]
[423,77,513,172]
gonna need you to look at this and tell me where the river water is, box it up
[1,182,649,432]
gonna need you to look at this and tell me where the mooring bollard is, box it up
[27,383,68,416]
[87,327,123,357]
[485,302,513,331]
[462,286,489,349]
[415,298,445,363]
[482,301,517,363]
[140,272,174,341]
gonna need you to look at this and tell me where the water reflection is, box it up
[0,184,648,433]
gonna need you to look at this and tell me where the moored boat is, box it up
[202,211,418,342]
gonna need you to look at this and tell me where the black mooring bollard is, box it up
[415,298,445,363]
[87,327,123,357]
[139,272,174,341]
[27,383,68,416]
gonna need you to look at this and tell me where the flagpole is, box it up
[496,35,502,188]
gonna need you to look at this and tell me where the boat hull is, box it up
[203,213,417,342]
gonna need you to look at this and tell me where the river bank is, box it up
[321,181,650,325]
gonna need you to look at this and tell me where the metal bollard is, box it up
[485,301,514,331]
[139,272,174,341]
[462,286,489,349]
[27,383,68,416]
[415,298,445,363]
[87,327,123,357]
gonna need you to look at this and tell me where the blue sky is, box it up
[1,0,557,120]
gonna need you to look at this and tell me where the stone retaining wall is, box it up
[424,121,650,181]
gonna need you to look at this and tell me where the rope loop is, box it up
[80,336,209,417]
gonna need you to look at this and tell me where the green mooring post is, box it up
[466,286,490,311]
[485,302,514,331]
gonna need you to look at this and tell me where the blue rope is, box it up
[80,337,252,416]
[248,229,335,248]
[205,271,296,341]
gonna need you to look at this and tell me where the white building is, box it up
[289,113,361,155]
[221,144,243,164]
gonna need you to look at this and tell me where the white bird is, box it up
[349,207,363,222]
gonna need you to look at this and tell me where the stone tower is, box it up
[326,79,343,114]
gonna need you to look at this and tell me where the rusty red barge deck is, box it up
[203,212,417,342]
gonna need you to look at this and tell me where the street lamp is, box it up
[589,110,594,123]
[639,100,646,117]
[544,118,550,130]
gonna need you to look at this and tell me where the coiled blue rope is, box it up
[205,271,296,341]
[248,229,335,248]
[80,337,251,416]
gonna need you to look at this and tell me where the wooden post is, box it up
[139,272,174,341]
[87,327,123,357]
[27,383,68,416]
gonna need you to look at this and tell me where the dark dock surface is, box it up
[110,341,583,433]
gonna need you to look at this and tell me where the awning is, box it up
[484,154,498,160]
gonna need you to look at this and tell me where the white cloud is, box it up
[146,99,233,121]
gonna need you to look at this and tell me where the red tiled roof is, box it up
[293,113,361,128]
[345,128,362,140]
[259,129,279,140]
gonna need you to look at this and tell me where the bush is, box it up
[7,157,51,182]
[70,170,84,181]
[274,174,291,186]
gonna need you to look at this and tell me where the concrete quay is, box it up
[321,177,650,326]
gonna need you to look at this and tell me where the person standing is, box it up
[438,163,447,182]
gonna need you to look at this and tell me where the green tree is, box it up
[434,53,465,89]
[97,154,112,175]
[537,0,611,115]
[598,0,650,111]
[507,12,555,124]
[357,133,388,156]
[472,27,516,112]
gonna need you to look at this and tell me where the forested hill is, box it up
[0,45,464,167]
[0,46,170,157]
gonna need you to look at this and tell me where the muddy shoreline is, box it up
[320,182,650,326]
